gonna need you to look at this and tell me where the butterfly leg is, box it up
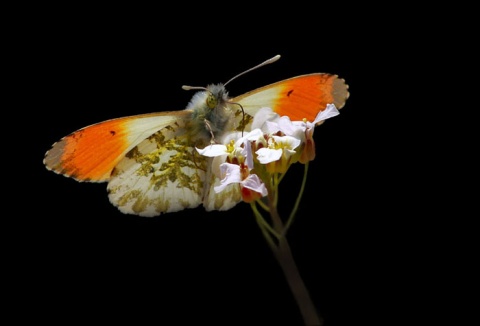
[203,119,217,144]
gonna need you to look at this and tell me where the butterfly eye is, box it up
[206,92,217,109]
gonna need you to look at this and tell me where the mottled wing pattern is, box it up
[202,155,242,211]
[107,120,208,217]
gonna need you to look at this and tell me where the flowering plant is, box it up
[197,104,340,325]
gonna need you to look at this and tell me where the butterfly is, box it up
[44,55,349,217]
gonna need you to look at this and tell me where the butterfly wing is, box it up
[107,120,241,217]
[202,155,242,212]
[106,118,208,216]
[232,73,349,123]
[44,111,191,182]
[44,71,349,216]
[106,120,242,216]
[44,98,244,217]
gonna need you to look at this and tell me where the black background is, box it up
[12,5,435,326]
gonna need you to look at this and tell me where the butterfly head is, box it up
[205,84,227,109]
[184,83,237,143]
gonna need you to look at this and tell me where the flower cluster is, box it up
[197,104,340,203]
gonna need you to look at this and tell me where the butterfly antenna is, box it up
[182,85,208,91]
[183,55,281,136]
[182,55,280,90]
[224,55,280,136]
[224,54,281,87]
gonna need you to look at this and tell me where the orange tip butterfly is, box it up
[44,55,349,217]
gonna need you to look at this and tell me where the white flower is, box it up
[196,144,229,157]
[251,107,279,130]
[214,163,242,193]
[256,135,301,164]
[240,174,268,196]
[196,104,340,199]
[256,147,282,164]
[292,103,340,130]
[314,103,340,123]
[214,162,267,197]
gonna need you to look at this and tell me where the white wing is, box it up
[107,120,207,217]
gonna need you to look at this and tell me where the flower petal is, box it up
[271,135,301,151]
[313,103,340,125]
[263,120,281,134]
[245,128,265,142]
[251,107,279,130]
[214,163,242,193]
[256,148,282,164]
[276,116,303,136]
[243,138,254,170]
[196,144,228,157]
[241,174,268,196]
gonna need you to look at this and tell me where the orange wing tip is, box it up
[44,136,106,182]
[331,75,350,110]
[273,73,350,122]
[43,120,131,182]
[44,139,67,174]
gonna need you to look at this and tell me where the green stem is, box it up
[251,202,277,252]
[256,197,270,212]
[276,236,323,326]
[251,202,281,240]
[283,161,309,236]
[272,173,280,208]
[252,161,321,324]
[260,188,322,325]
